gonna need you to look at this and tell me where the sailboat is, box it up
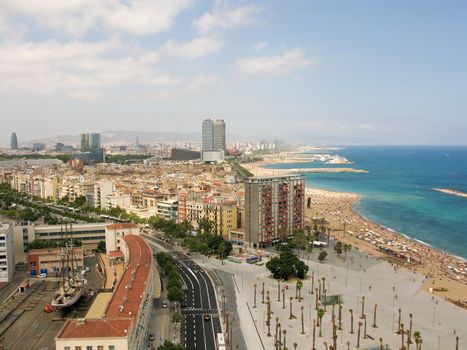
[50,223,85,309]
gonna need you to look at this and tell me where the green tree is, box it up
[198,217,214,234]
[318,251,328,262]
[158,340,184,350]
[96,240,106,252]
[334,241,343,255]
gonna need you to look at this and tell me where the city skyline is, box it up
[1,1,467,145]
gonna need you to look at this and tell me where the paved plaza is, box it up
[194,247,466,350]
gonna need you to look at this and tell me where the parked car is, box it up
[149,334,155,341]
[162,301,168,308]
[37,273,47,278]
[204,314,211,321]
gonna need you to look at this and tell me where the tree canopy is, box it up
[266,246,309,280]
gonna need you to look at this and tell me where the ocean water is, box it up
[266,146,467,259]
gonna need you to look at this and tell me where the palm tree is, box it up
[343,243,351,261]
[346,341,351,350]
[455,336,459,350]
[360,296,365,319]
[293,342,298,350]
[349,308,354,334]
[318,308,325,337]
[372,304,378,328]
[413,331,422,350]
[357,321,363,348]
[312,319,316,350]
[296,279,303,300]
[301,306,305,334]
[289,296,294,319]
[379,337,384,350]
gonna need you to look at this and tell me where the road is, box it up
[145,236,222,350]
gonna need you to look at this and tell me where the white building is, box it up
[105,223,140,253]
[202,150,225,164]
[105,193,131,210]
[94,181,115,209]
[12,222,108,260]
[156,199,178,221]
[0,223,15,283]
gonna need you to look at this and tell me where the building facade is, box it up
[27,247,84,277]
[202,118,215,151]
[203,197,238,238]
[0,223,15,283]
[105,223,140,253]
[214,119,226,151]
[244,175,305,247]
[10,132,18,150]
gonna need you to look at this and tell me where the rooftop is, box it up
[57,318,132,339]
[106,235,152,318]
[106,223,138,230]
[27,247,83,256]
[57,234,152,339]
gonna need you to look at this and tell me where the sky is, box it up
[0,0,467,145]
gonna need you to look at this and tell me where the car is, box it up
[162,301,168,308]
[181,301,187,308]
[37,273,47,278]
[182,285,188,291]
[148,334,155,341]
[204,314,211,321]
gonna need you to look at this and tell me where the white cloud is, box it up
[0,0,194,36]
[251,41,268,52]
[185,74,219,91]
[236,48,311,75]
[193,0,261,33]
[161,36,223,60]
[0,40,180,97]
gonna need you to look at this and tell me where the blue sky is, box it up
[0,0,466,145]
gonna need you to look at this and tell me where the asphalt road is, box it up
[175,253,222,350]
[145,236,222,350]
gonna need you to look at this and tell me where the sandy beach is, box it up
[243,161,467,308]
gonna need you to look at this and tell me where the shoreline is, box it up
[433,187,467,199]
[243,160,467,307]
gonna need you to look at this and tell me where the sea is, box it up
[265,146,467,260]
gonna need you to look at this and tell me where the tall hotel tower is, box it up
[202,119,215,151]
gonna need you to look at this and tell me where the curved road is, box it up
[174,253,222,350]
[144,235,222,350]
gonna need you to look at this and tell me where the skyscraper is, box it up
[202,119,214,151]
[245,175,305,247]
[214,119,226,151]
[80,133,89,152]
[89,133,101,152]
[10,132,18,150]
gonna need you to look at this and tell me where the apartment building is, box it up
[203,197,237,238]
[156,199,178,221]
[94,181,115,209]
[0,223,15,283]
[244,175,305,247]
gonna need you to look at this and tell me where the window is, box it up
[75,347,82,350]
[86,347,93,350]
[97,347,104,350]
[108,346,115,350]
[64,347,70,350]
